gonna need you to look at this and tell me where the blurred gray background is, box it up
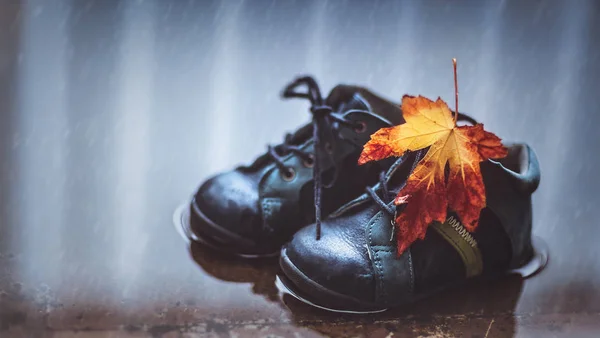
[1,0,599,336]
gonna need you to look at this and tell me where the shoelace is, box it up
[365,171,397,217]
[365,151,424,234]
[268,76,362,239]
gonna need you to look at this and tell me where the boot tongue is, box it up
[325,84,404,125]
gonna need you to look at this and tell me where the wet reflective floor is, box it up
[1,0,600,337]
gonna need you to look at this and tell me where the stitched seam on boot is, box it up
[407,249,414,294]
[261,198,282,233]
[368,211,386,303]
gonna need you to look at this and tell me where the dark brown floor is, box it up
[1,0,600,337]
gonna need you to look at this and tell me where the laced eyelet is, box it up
[302,154,315,168]
[324,142,333,154]
[281,167,296,181]
[354,121,367,133]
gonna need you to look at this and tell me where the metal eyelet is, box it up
[281,167,296,181]
[354,121,367,133]
[302,154,315,168]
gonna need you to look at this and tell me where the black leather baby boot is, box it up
[278,144,547,313]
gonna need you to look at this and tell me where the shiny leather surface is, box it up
[366,207,417,306]
[1,0,599,336]
[284,202,380,303]
[195,170,262,238]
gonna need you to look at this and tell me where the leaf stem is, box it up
[452,58,458,124]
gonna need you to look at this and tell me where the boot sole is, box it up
[172,201,279,259]
[277,236,549,314]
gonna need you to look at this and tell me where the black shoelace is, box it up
[365,171,397,217]
[365,151,423,218]
[268,76,362,239]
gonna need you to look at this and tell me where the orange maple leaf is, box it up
[359,95,507,255]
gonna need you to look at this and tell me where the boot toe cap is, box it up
[282,221,377,306]
[193,170,262,243]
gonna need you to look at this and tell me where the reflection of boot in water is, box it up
[282,275,524,337]
[188,242,279,303]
